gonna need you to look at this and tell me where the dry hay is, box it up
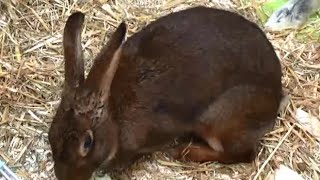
[0,0,319,179]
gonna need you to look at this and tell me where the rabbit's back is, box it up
[109,6,282,124]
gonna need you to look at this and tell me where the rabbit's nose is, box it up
[53,163,74,180]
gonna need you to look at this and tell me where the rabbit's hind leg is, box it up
[168,142,223,163]
[169,85,280,164]
[168,131,257,164]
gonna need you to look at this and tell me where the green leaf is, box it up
[261,0,288,16]
[256,8,269,23]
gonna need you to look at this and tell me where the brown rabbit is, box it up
[48,6,283,180]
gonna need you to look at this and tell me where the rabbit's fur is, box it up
[48,6,283,180]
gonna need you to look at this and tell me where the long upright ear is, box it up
[84,22,127,102]
[63,12,85,92]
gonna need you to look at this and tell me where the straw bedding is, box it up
[0,0,319,179]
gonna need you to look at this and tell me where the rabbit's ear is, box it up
[63,12,85,92]
[84,22,127,102]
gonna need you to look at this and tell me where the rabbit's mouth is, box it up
[53,161,94,180]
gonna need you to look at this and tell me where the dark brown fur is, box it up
[48,6,283,180]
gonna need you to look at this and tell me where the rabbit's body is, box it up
[107,6,282,166]
[49,6,283,180]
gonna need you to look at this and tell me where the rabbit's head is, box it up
[48,12,127,180]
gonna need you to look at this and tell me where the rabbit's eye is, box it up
[84,135,93,149]
[79,130,94,157]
